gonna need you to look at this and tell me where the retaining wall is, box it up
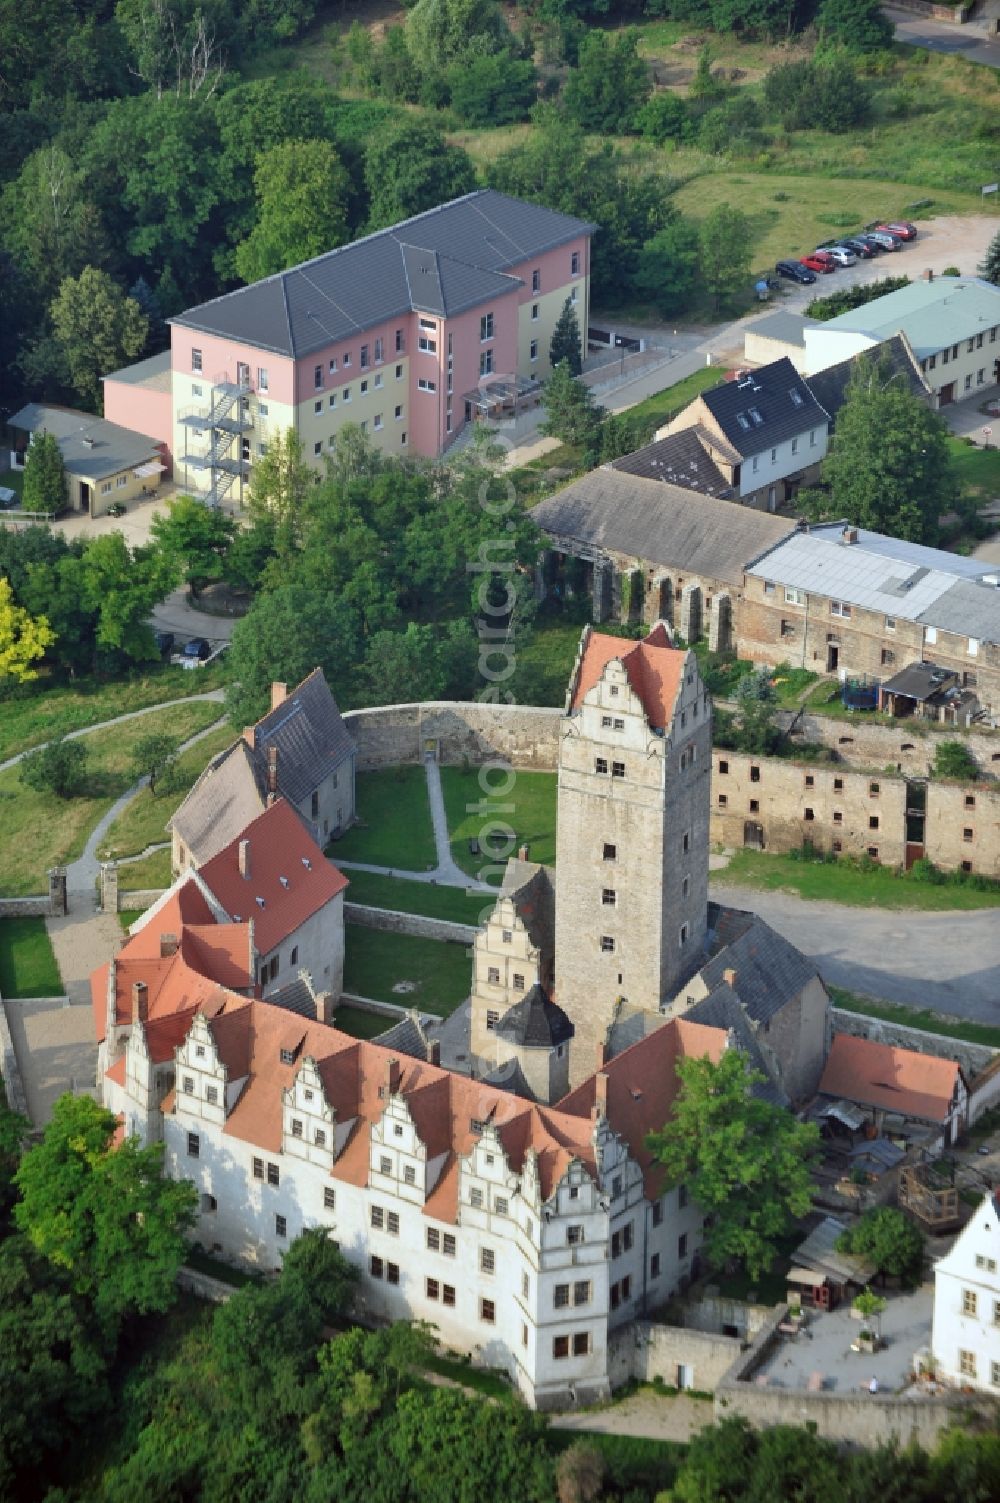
[177,1266,237,1303]
[832,1007,996,1079]
[342,702,562,772]
[0,896,58,918]
[781,710,1000,780]
[673,1294,772,1342]
[0,994,28,1117]
[608,1319,744,1394]
[119,888,168,911]
[345,902,481,945]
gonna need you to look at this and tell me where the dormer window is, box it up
[280,1048,295,1065]
[302,856,312,869]
[736,413,750,431]
[256,896,266,908]
[749,407,763,425]
[279,875,289,888]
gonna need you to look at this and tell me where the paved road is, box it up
[885,6,1000,69]
[711,882,1000,1022]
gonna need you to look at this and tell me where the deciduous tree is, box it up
[130,732,179,794]
[446,52,536,126]
[405,0,512,73]
[549,297,583,377]
[836,1207,924,1286]
[0,576,55,685]
[150,493,236,596]
[362,623,446,705]
[79,532,177,661]
[20,737,88,799]
[363,118,476,232]
[224,585,360,726]
[563,27,650,133]
[733,666,780,754]
[647,1049,819,1278]
[49,267,148,409]
[631,218,701,316]
[21,430,66,515]
[234,138,350,283]
[699,202,753,312]
[818,0,894,53]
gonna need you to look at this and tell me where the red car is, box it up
[876,220,917,240]
[800,252,836,274]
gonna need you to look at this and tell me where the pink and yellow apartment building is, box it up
[103,191,593,502]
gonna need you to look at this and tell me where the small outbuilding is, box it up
[8,402,166,517]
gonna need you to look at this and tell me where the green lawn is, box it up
[331,1002,402,1041]
[119,848,172,893]
[422,1353,514,1400]
[439,766,557,885]
[0,916,63,997]
[0,663,226,764]
[118,909,145,932]
[329,767,436,870]
[947,436,1000,505]
[722,848,1000,911]
[344,869,493,927]
[827,986,1000,1049]
[343,925,471,1015]
[0,701,222,897]
[97,722,233,862]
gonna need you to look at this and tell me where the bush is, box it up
[942,265,961,277]
[806,275,910,320]
[20,736,88,799]
[446,53,536,125]
[933,739,978,781]
[635,90,691,146]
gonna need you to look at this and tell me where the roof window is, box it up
[255,896,266,908]
[789,388,803,407]
[749,407,763,425]
[279,876,289,888]
[301,856,312,869]
[736,413,750,431]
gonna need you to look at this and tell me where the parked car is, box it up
[876,220,917,241]
[0,486,19,509]
[775,259,817,284]
[841,237,876,259]
[153,630,174,659]
[182,637,212,663]
[854,234,887,255]
[826,245,857,267]
[864,229,903,251]
[800,253,836,275]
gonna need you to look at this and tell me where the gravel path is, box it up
[0,688,225,775]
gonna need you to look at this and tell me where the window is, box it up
[360,379,368,394]
[869,781,880,797]
[531,302,539,321]
[650,1252,661,1279]
[884,616,896,632]
[314,441,322,456]
[427,1227,440,1252]
[570,287,578,302]
[395,363,404,381]
[718,793,728,808]
[379,1155,391,1174]
[969,637,979,657]
[532,269,541,293]
[678,1233,688,1258]
[530,340,538,362]
[830,600,852,619]
[925,625,937,646]
[574,1280,590,1306]
[342,387,351,403]
[679,923,689,946]
[600,936,615,953]
[964,828,974,843]
[487,966,500,985]
[832,840,843,854]
[370,1255,383,1279]
[418,378,436,392]
[567,1225,583,1246]
[652,1199,664,1227]
[427,1277,439,1300]
[443,1233,456,1256]
[371,1206,384,1230]
[748,801,759,816]
[480,1298,495,1324]
[275,1214,287,1238]
[343,353,352,368]
[960,1349,977,1378]
[751,455,759,474]
[603,842,617,860]
[784,587,804,606]
[791,437,798,455]
[481,1247,495,1274]
[187,1132,200,1158]
[571,250,580,275]
[994,1297,1000,1321]
[993,1362,1000,1387]
[191,348,203,372]
[293,1120,304,1139]
[834,777,844,792]
[683,832,690,853]
[495,1195,508,1215]
[387,1211,399,1235]
[404,1164,416,1185]
[573,1332,589,1356]
[116,474,127,489]
[833,810,843,824]
[868,815,879,831]
[678,1183,688,1208]
[966,795,976,810]
[479,349,494,377]
[612,761,625,779]
[602,888,617,907]
[360,344,369,369]
[485,1008,500,1030]
[595,757,608,774]
[267,1162,279,1186]
[253,1157,264,1180]
[881,648,895,667]
[805,773,815,788]
[206,1086,218,1105]
[480,312,494,342]
[324,1187,336,1210]
[553,1335,570,1360]
[554,1283,570,1308]
[314,364,323,389]
[804,808,814,822]
[374,414,383,430]
[867,847,879,860]
[418,335,437,354]
[443,1283,456,1306]
[749,765,761,784]
[512,972,525,991]
[470,1187,484,1208]
[257,368,269,392]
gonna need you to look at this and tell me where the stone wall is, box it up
[342,702,562,772]
[782,710,1000,780]
[607,1320,745,1394]
[832,1007,996,1080]
[0,995,28,1117]
[176,1266,237,1303]
[345,903,482,945]
[673,1294,772,1342]
[119,888,167,911]
[0,896,56,917]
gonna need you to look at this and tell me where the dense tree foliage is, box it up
[817,0,894,54]
[20,735,89,798]
[699,202,754,311]
[21,430,67,515]
[563,28,651,133]
[363,117,477,231]
[151,493,238,596]
[541,362,606,450]
[980,227,1000,287]
[837,1207,925,1286]
[235,138,351,283]
[0,576,55,685]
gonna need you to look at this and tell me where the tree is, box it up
[0,1084,27,1229]
[699,202,753,311]
[364,118,476,232]
[0,576,55,684]
[21,430,66,515]
[405,0,512,74]
[647,1049,819,1278]
[362,624,446,705]
[556,1440,606,1503]
[631,219,701,317]
[979,227,1000,287]
[837,1207,924,1286]
[540,361,605,449]
[636,90,691,146]
[130,732,178,794]
[49,267,148,410]
[563,28,651,134]
[689,42,722,101]
[853,1287,887,1339]
[248,427,314,564]
[733,666,779,754]
[934,740,979,782]
[234,138,350,284]
[446,53,536,126]
[20,736,88,799]
[811,356,959,543]
[14,1094,196,1327]
[150,493,236,596]
[224,584,360,727]
[549,297,583,377]
[79,532,177,661]
[818,0,893,53]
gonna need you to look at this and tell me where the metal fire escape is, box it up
[179,373,253,509]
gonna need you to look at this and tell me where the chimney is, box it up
[592,1070,608,1122]
[160,932,178,958]
[518,844,530,862]
[266,745,278,802]
[238,839,251,879]
[270,681,288,712]
[924,268,933,283]
[842,526,859,545]
[596,1040,609,1071]
[132,979,149,1023]
[385,1056,401,1096]
[427,1038,441,1067]
[243,725,254,748]
[314,989,335,1025]
[723,967,737,989]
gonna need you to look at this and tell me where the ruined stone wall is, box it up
[342,703,562,772]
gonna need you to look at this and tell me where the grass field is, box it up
[330,767,436,870]
[0,665,226,764]
[119,848,172,892]
[0,701,222,897]
[97,722,233,863]
[343,868,492,925]
[331,1002,402,1040]
[722,848,1000,910]
[827,985,1000,1049]
[948,437,1000,506]
[0,916,63,997]
[343,924,471,1013]
[439,766,557,883]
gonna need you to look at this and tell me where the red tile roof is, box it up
[569,624,685,730]
[819,1034,963,1124]
[197,797,348,956]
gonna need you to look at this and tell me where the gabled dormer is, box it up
[371,1079,433,1204]
[282,1053,336,1168]
[176,1012,229,1126]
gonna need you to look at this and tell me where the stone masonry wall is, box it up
[781,711,1000,780]
[342,703,562,772]
[831,1008,996,1079]
[0,897,57,918]
[608,1320,743,1394]
[344,902,481,946]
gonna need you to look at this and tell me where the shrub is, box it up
[934,740,978,781]
[941,265,961,277]
[20,736,88,799]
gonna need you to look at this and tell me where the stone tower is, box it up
[554,624,712,1087]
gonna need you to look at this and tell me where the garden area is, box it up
[329,767,437,870]
[96,722,233,867]
[0,917,63,998]
[440,766,558,884]
[342,869,492,926]
[342,926,472,1015]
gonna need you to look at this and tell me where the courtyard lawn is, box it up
[721,848,1000,911]
[329,767,436,871]
[342,869,492,927]
[330,1002,402,1041]
[117,909,145,932]
[0,701,221,897]
[827,986,1000,1050]
[947,436,1000,505]
[0,917,63,997]
[0,662,226,764]
[118,848,172,893]
[343,925,471,1015]
[439,766,558,885]
[96,722,233,862]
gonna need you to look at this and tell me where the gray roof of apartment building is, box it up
[8,403,160,481]
[702,904,821,1026]
[817,276,1000,360]
[531,468,796,587]
[170,190,594,358]
[609,428,734,498]
[746,522,998,636]
[252,668,355,807]
[495,984,573,1049]
[804,334,930,424]
[698,357,830,458]
[744,310,817,348]
[102,349,172,393]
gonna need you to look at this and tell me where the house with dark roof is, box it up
[658,357,831,511]
[170,669,356,872]
[804,333,931,427]
[102,190,592,495]
[8,403,167,517]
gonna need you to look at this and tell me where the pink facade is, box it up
[171,331,296,404]
[291,315,409,408]
[103,378,175,475]
[511,235,591,315]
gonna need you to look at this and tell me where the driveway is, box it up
[885,6,1000,69]
[710,882,1000,1022]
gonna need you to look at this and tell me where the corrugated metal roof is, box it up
[818,276,1000,359]
[171,190,593,358]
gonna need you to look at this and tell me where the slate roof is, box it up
[918,578,1000,645]
[698,358,830,458]
[804,334,930,425]
[568,623,684,731]
[880,661,958,702]
[373,1009,433,1062]
[495,984,574,1049]
[816,276,1000,360]
[170,190,594,358]
[268,976,317,1020]
[252,668,355,807]
[8,403,161,481]
[609,428,733,497]
[685,983,789,1109]
[168,738,267,867]
[702,905,820,1025]
[531,468,796,588]
[480,1057,535,1099]
[500,860,555,962]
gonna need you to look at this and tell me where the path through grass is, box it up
[97,723,234,862]
[0,917,63,997]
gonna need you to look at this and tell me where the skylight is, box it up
[789,388,804,407]
[749,407,764,426]
[736,413,751,431]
